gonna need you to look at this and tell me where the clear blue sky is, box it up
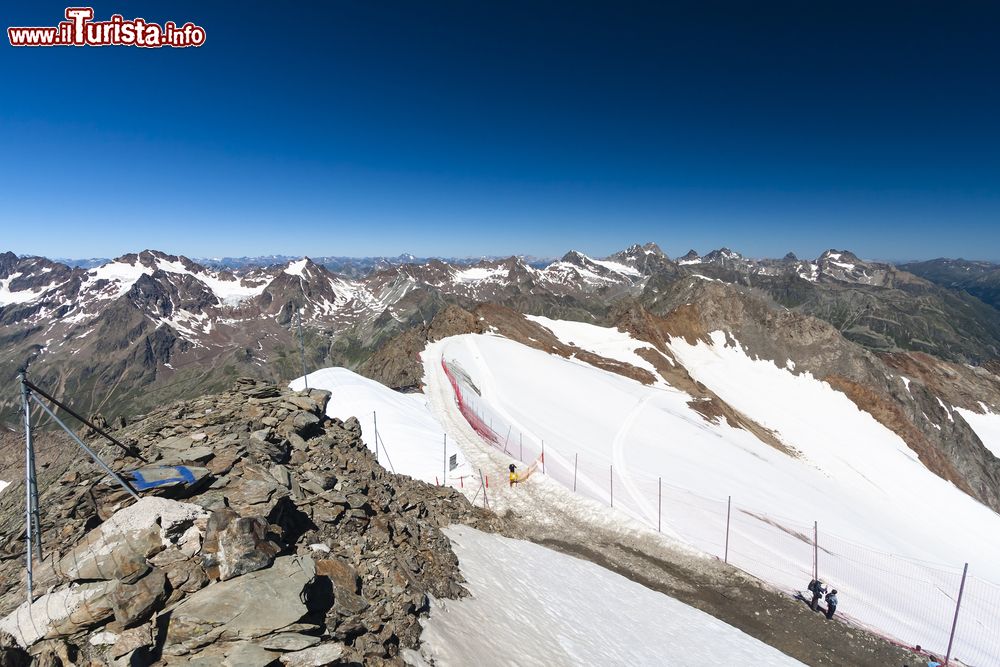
[3,1,999,261]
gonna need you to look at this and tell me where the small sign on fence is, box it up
[449,454,458,471]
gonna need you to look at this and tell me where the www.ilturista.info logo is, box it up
[8,7,206,48]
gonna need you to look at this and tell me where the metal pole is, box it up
[443,434,447,487]
[29,394,140,500]
[573,454,578,492]
[296,308,308,390]
[541,440,545,474]
[503,425,511,454]
[519,433,523,462]
[373,411,379,464]
[813,521,819,581]
[658,477,661,533]
[379,432,395,473]
[479,468,489,509]
[28,428,40,556]
[945,563,969,666]
[725,495,732,564]
[19,373,36,601]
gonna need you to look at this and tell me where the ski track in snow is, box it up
[420,329,1000,666]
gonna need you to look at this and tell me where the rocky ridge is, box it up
[0,378,503,666]
[4,244,1000,429]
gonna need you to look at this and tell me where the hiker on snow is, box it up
[509,463,519,487]
[807,579,827,611]
[825,589,838,619]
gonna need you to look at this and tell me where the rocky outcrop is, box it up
[628,280,1000,513]
[0,378,503,665]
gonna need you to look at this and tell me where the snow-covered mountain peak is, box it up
[678,250,701,265]
[702,247,743,263]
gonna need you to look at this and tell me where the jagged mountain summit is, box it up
[2,244,1000,425]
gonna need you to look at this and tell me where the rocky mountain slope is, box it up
[900,257,1000,311]
[3,244,999,429]
[0,378,502,665]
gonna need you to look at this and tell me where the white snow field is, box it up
[0,480,8,496]
[289,368,472,485]
[421,326,1000,666]
[955,406,1000,459]
[407,525,805,667]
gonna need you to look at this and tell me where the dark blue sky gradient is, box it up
[2,1,999,260]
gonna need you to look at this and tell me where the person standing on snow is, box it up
[807,579,827,611]
[825,589,838,619]
[509,463,519,487]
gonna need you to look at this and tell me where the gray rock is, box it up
[47,524,160,585]
[270,465,292,488]
[278,642,346,666]
[292,412,320,436]
[202,509,280,581]
[165,555,315,648]
[220,641,280,667]
[111,568,169,627]
[286,396,320,413]
[159,435,195,450]
[315,559,367,615]
[170,641,280,667]
[259,632,321,651]
[110,624,153,660]
[0,581,116,646]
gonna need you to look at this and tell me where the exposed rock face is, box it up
[628,279,1000,512]
[201,509,280,581]
[0,378,502,665]
[165,555,316,649]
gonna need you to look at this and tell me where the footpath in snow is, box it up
[407,525,805,667]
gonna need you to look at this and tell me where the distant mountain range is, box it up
[45,253,557,278]
[2,244,999,428]
[899,258,1000,311]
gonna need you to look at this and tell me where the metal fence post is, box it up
[813,521,819,581]
[479,468,489,509]
[945,563,969,666]
[541,440,545,474]
[658,477,662,533]
[373,411,379,464]
[443,434,447,487]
